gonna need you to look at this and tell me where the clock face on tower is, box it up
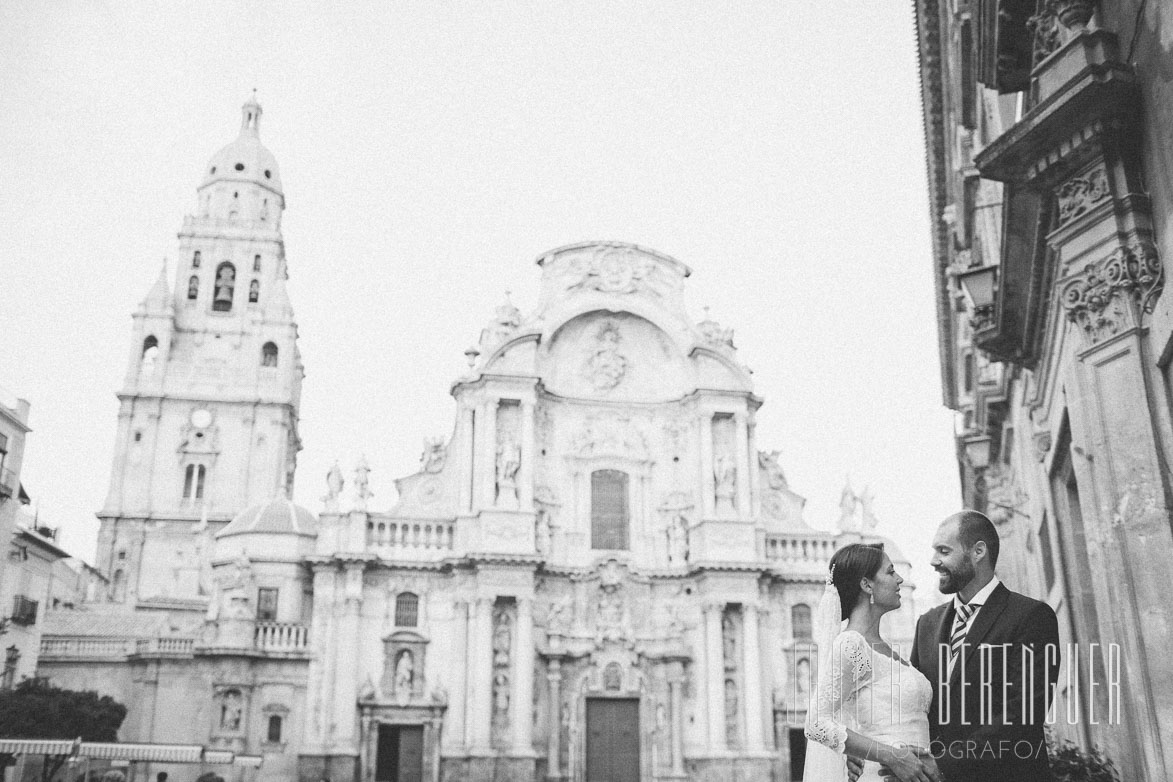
[190,408,213,429]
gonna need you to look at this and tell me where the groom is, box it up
[894,510,1060,782]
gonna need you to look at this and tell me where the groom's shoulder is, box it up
[1001,583,1056,619]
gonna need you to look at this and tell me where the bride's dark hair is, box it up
[829,543,885,620]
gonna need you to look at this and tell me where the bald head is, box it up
[942,510,999,569]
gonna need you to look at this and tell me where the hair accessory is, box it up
[825,563,836,587]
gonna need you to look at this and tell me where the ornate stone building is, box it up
[916,1,1173,778]
[39,100,914,782]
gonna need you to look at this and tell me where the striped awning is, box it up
[80,743,204,763]
[0,740,75,756]
[234,755,264,768]
[0,739,231,764]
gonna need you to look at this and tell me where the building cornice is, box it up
[914,0,959,409]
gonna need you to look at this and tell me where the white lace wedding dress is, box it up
[804,630,933,781]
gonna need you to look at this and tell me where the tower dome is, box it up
[200,92,283,196]
[218,495,317,539]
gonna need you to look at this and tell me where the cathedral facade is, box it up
[39,100,913,782]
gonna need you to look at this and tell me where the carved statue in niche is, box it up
[724,679,739,746]
[547,597,573,635]
[219,689,244,731]
[493,671,511,713]
[666,513,689,566]
[535,508,552,554]
[420,437,447,474]
[493,608,513,666]
[795,657,813,702]
[394,650,414,699]
[595,584,631,646]
[603,662,623,691]
[322,461,344,511]
[583,321,628,391]
[495,437,521,509]
[722,613,737,669]
[713,453,736,512]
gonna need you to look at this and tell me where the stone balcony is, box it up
[40,636,196,660]
[364,518,455,558]
[763,532,837,579]
[254,621,310,651]
[41,624,310,660]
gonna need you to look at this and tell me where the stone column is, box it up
[692,613,709,750]
[480,400,498,511]
[746,418,759,518]
[470,597,495,752]
[445,600,469,751]
[512,598,535,753]
[458,404,475,513]
[332,562,364,751]
[704,603,727,751]
[699,413,715,518]
[668,663,686,776]
[546,658,564,780]
[519,401,535,511]
[304,565,335,751]
[741,604,765,751]
[463,598,478,748]
[734,413,750,519]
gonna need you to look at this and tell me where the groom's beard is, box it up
[936,560,975,593]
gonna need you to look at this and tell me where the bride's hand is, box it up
[878,745,939,782]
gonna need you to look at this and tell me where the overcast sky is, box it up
[1,1,959,603]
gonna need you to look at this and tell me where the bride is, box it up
[804,543,942,782]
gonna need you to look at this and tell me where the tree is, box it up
[0,678,127,782]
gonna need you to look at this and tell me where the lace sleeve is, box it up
[804,631,872,754]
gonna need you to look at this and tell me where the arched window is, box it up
[192,250,201,268]
[253,254,261,272]
[395,592,419,627]
[792,604,812,641]
[267,714,283,743]
[261,342,278,367]
[183,464,206,500]
[141,336,159,376]
[187,275,199,300]
[591,470,629,549]
[249,279,260,303]
[213,262,235,311]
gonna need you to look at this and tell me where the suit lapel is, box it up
[926,603,953,694]
[951,582,1009,689]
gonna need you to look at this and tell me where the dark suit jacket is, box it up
[910,583,1060,782]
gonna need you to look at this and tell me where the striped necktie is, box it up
[949,602,977,667]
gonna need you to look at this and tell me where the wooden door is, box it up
[586,698,639,782]
[396,725,424,782]
[374,724,424,782]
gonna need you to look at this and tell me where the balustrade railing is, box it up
[366,519,455,553]
[764,533,838,572]
[136,637,195,655]
[255,622,309,651]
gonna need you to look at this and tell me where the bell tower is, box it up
[95,95,304,607]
